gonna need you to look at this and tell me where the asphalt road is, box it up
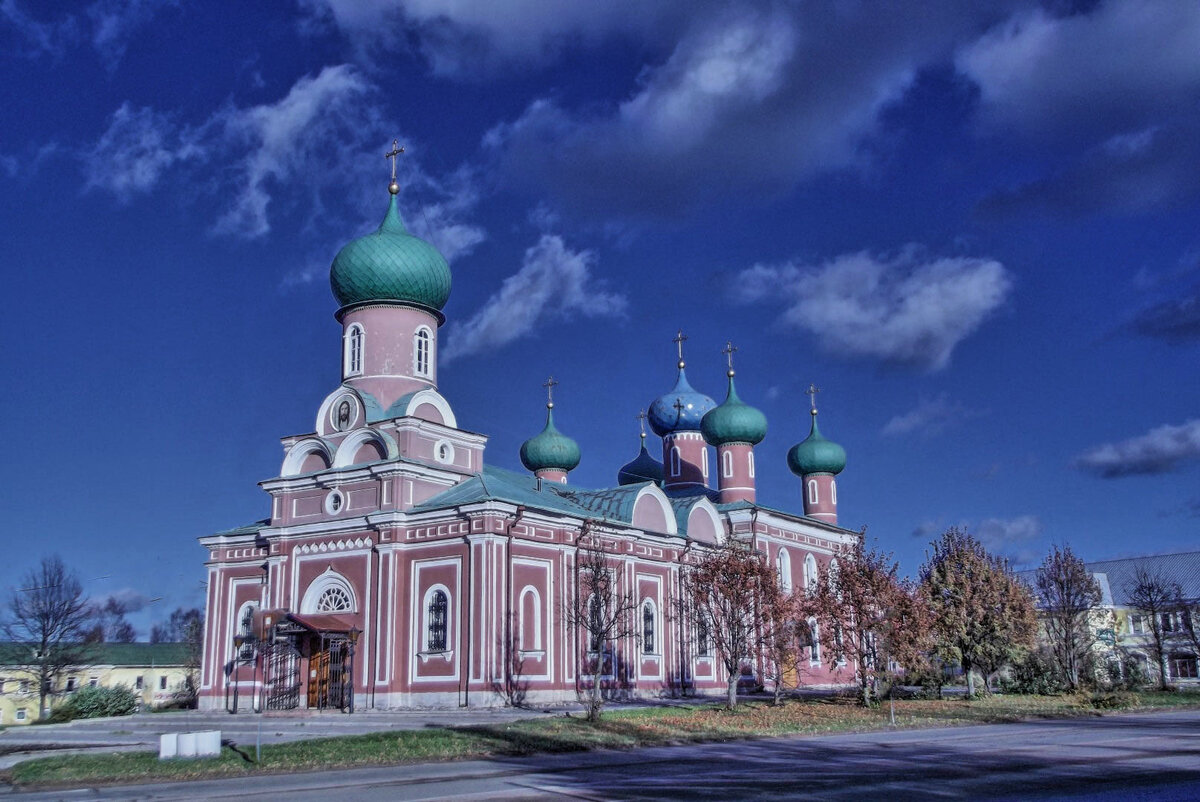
[7,709,1200,801]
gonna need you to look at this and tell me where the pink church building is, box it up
[198,176,858,712]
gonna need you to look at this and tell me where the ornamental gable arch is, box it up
[300,567,358,614]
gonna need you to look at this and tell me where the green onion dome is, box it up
[330,193,451,313]
[701,373,767,446]
[787,410,846,476]
[520,406,581,473]
[618,440,665,485]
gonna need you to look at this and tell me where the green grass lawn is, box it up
[8,691,1200,789]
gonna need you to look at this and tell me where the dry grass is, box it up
[7,691,1199,789]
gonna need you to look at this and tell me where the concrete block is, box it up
[158,733,178,760]
[178,732,197,758]
[196,730,221,757]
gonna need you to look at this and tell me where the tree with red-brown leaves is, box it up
[680,542,787,710]
[806,538,930,706]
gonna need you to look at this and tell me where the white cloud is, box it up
[883,394,984,437]
[86,103,199,200]
[85,65,485,252]
[301,0,668,75]
[1075,420,1200,479]
[443,234,626,361]
[958,4,1200,139]
[87,0,179,68]
[210,64,375,238]
[976,515,1043,566]
[732,248,1012,372]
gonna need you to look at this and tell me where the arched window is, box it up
[519,586,541,651]
[316,585,352,612]
[642,600,656,654]
[426,590,448,652]
[807,618,820,663]
[414,328,432,378]
[831,479,837,505]
[748,450,755,478]
[722,450,732,478]
[701,448,709,479]
[344,324,364,378]
[776,548,793,593]
[235,601,257,661]
[804,554,818,591]
[670,446,681,477]
[807,479,818,505]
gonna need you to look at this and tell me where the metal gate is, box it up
[307,636,351,711]
[263,639,302,710]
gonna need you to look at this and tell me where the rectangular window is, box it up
[135,676,144,690]
[1130,614,1146,635]
[1161,612,1177,633]
[16,708,27,721]
[65,677,76,692]
[89,676,99,687]
[159,676,168,690]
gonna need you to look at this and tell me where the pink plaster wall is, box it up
[341,305,439,411]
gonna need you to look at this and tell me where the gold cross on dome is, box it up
[722,341,737,371]
[385,140,404,178]
[672,329,688,362]
[543,376,558,406]
[805,383,820,411]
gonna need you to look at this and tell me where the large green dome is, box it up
[520,407,581,473]
[330,193,451,313]
[787,412,846,476]
[701,375,767,446]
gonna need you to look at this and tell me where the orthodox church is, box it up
[198,169,860,712]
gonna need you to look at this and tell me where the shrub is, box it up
[51,686,139,722]
[1089,691,1135,710]
[1000,650,1066,695]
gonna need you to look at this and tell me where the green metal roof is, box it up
[519,407,581,473]
[701,374,767,446]
[330,194,452,312]
[213,519,270,537]
[787,412,846,476]
[0,642,192,667]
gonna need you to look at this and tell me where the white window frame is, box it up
[831,479,837,505]
[421,584,452,654]
[519,586,542,652]
[808,479,818,505]
[343,323,365,378]
[670,446,681,477]
[413,327,433,378]
[722,450,733,478]
[776,548,793,594]
[642,599,658,655]
[804,554,818,591]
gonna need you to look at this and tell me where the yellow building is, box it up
[0,643,194,725]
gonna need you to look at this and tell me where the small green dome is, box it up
[618,441,664,485]
[701,374,767,446]
[787,412,846,476]
[520,407,581,473]
[330,194,451,312]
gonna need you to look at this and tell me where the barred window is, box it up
[697,614,711,657]
[427,590,448,651]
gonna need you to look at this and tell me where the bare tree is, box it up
[564,535,639,722]
[3,556,93,719]
[1035,544,1102,690]
[761,593,805,706]
[491,610,529,708]
[86,597,137,643]
[151,607,205,702]
[681,542,785,710]
[1124,567,1181,690]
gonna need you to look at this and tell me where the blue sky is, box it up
[2,0,1198,638]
